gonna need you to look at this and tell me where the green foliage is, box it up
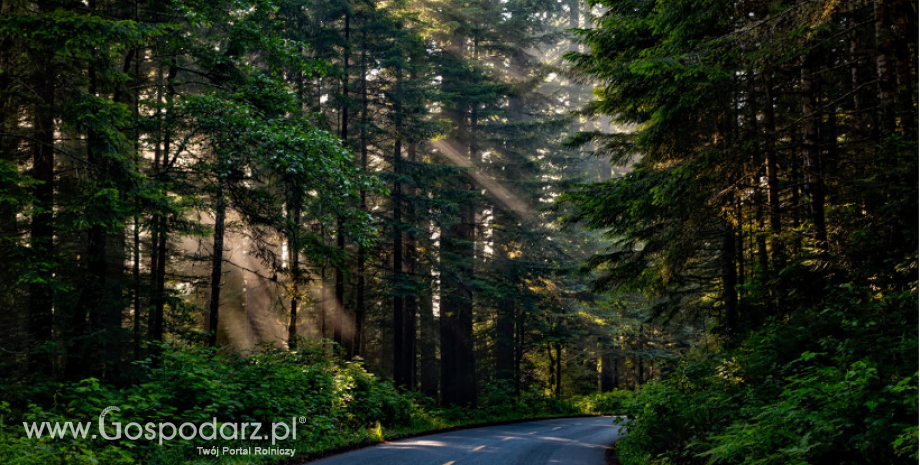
[615,286,918,465]
[573,390,634,415]
[568,1,918,463]
[1,346,409,463]
[0,345,581,464]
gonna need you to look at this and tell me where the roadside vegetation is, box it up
[0,343,586,465]
[567,0,918,464]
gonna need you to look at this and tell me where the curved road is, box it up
[307,416,620,465]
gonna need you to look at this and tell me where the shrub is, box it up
[573,390,635,415]
[614,287,918,465]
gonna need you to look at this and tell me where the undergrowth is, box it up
[0,342,583,465]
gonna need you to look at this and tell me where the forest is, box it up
[0,0,916,464]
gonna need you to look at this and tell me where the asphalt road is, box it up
[307,416,620,465]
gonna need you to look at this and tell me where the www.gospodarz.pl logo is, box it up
[23,406,306,446]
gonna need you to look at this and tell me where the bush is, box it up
[0,344,415,464]
[615,286,918,465]
[573,390,635,415]
[0,345,584,464]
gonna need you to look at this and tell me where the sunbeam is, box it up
[431,139,537,225]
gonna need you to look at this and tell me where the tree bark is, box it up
[440,35,477,408]
[762,72,783,266]
[393,132,407,387]
[354,24,369,358]
[207,183,226,347]
[288,200,302,350]
[419,288,439,398]
[721,218,739,334]
[334,12,351,356]
[800,54,828,250]
[599,350,614,392]
[28,39,55,376]
[149,63,176,353]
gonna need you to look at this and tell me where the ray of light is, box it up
[431,139,536,224]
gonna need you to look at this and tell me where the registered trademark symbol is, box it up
[298,417,307,424]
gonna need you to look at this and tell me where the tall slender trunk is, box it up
[0,20,22,364]
[419,290,438,398]
[393,130,407,387]
[132,38,143,361]
[334,12,350,356]
[762,72,782,265]
[891,0,916,135]
[76,64,114,379]
[334,221,345,350]
[404,64,420,390]
[554,343,562,398]
[721,217,739,334]
[850,22,867,138]
[207,183,226,347]
[288,201,302,349]
[874,0,896,134]
[495,300,515,381]
[149,63,176,352]
[354,25,369,358]
[403,140,419,387]
[440,36,477,408]
[320,265,327,341]
[747,76,770,288]
[735,200,745,293]
[800,54,828,250]
[635,351,644,386]
[514,291,526,394]
[28,41,55,376]
[600,349,614,392]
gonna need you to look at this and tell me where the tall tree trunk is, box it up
[514,293,526,394]
[554,343,563,398]
[334,217,345,351]
[419,288,438,398]
[495,299,515,382]
[79,56,126,380]
[735,200,745,292]
[635,352,644,386]
[800,54,828,250]
[440,163,477,407]
[334,11,351,356]
[891,0,916,136]
[405,140,419,389]
[721,217,739,334]
[354,25,369,358]
[288,201,302,350]
[874,0,897,134]
[747,77,770,289]
[393,131,407,387]
[149,63,176,353]
[440,36,477,408]
[207,183,226,347]
[28,42,55,377]
[850,21,867,139]
[0,22,23,365]
[320,265,327,341]
[131,39,143,361]
[762,72,783,266]
[599,349,614,392]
